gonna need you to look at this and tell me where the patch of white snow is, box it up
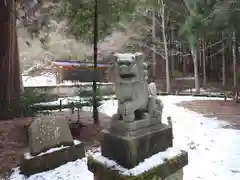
[180,88,223,96]
[8,158,92,180]
[23,74,113,87]
[92,147,183,176]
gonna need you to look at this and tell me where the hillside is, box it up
[17,1,141,72]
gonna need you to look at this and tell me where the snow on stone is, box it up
[92,147,183,176]
[8,158,92,180]
[24,140,81,160]
[73,140,81,145]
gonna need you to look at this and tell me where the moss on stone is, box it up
[127,139,138,165]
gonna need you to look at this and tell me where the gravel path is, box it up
[177,99,240,129]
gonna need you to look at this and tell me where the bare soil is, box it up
[177,100,240,129]
[0,110,111,178]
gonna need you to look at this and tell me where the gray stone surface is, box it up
[88,151,188,180]
[111,118,159,132]
[113,52,163,123]
[100,52,174,169]
[162,169,183,180]
[110,119,165,136]
[101,123,173,168]
[28,117,74,156]
[20,142,85,176]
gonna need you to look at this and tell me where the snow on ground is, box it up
[36,95,116,106]
[7,96,240,180]
[175,76,195,80]
[100,96,240,180]
[160,96,240,180]
[23,74,113,87]
[180,88,223,95]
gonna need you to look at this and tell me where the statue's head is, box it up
[114,52,148,82]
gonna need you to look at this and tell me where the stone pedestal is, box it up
[101,120,173,169]
[20,141,85,176]
[87,151,188,180]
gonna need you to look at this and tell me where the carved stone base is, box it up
[101,123,173,168]
[20,142,85,176]
[88,151,188,180]
[110,118,162,136]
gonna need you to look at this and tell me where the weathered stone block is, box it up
[110,118,161,135]
[88,150,188,180]
[20,141,85,176]
[101,123,173,169]
[29,117,74,156]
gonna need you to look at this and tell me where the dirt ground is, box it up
[178,99,240,129]
[0,110,111,178]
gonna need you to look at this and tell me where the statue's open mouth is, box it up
[120,74,136,79]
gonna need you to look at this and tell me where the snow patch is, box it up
[175,76,195,80]
[180,88,223,96]
[23,74,113,87]
[8,158,92,180]
[24,140,81,159]
[98,99,118,116]
[92,147,183,176]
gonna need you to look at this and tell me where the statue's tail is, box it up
[148,82,157,96]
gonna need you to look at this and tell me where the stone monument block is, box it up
[101,122,173,169]
[88,150,188,180]
[20,140,85,176]
[28,117,74,156]
[20,116,85,175]
[94,52,188,180]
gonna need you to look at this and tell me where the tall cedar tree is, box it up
[0,0,21,120]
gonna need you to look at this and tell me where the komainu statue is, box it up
[112,52,163,122]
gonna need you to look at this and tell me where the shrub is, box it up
[77,86,105,107]
[20,88,58,117]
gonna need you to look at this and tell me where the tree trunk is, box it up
[152,8,156,79]
[191,47,200,93]
[170,23,175,74]
[20,72,24,92]
[0,0,21,120]
[182,44,187,75]
[232,31,237,88]
[161,3,170,93]
[222,36,226,86]
[202,40,207,86]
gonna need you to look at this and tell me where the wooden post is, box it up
[71,102,74,114]
[77,108,80,123]
[59,99,62,112]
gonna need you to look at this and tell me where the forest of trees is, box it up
[0,0,240,120]
[129,0,240,93]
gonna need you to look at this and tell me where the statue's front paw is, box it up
[124,103,134,115]
[112,113,120,121]
[123,113,135,122]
